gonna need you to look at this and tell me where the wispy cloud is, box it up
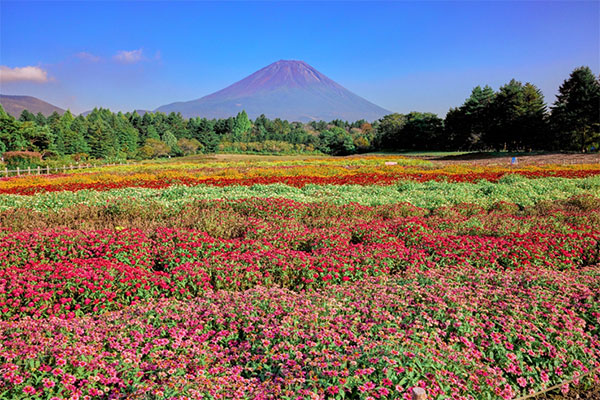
[0,65,50,83]
[113,49,144,64]
[76,52,101,62]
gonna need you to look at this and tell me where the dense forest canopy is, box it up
[1,66,598,164]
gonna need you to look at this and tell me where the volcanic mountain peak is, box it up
[156,60,390,122]
[254,59,335,86]
[205,60,341,100]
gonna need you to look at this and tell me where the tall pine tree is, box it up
[551,66,600,151]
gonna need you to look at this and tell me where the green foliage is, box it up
[34,112,46,126]
[551,66,600,151]
[484,79,546,151]
[445,85,495,150]
[403,112,444,150]
[86,117,115,159]
[2,151,43,169]
[146,125,160,140]
[18,109,36,122]
[161,130,178,153]
[114,112,139,158]
[66,116,91,154]
[20,122,53,152]
[177,137,202,155]
[377,113,406,150]
[0,107,27,153]
[233,110,252,141]
[377,112,444,151]
[318,126,355,155]
[139,138,171,159]
[219,140,317,154]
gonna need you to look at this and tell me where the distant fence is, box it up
[0,161,133,178]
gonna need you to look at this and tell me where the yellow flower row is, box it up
[1,157,599,192]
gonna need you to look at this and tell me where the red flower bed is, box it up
[2,169,599,195]
[0,199,598,319]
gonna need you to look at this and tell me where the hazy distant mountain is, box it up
[81,109,149,117]
[0,94,65,118]
[155,60,390,122]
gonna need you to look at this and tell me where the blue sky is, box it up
[1,1,598,116]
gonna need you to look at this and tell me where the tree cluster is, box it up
[0,66,598,161]
[442,67,599,152]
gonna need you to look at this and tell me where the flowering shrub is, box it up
[0,276,598,399]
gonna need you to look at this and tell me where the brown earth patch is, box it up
[415,152,600,166]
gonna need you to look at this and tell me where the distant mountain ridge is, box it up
[155,60,390,122]
[0,94,65,118]
[81,109,149,117]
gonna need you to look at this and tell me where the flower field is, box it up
[0,155,599,400]
[1,156,599,195]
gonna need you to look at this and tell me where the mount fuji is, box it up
[155,60,390,122]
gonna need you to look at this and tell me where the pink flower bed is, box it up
[0,199,598,399]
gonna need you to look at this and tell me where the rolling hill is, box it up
[0,94,65,118]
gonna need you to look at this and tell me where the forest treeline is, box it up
[0,66,598,165]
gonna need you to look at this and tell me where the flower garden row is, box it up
[1,199,599,319]
[1,175,599,212]
[1,162,599,195]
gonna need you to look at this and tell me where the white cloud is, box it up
[0,65,50,83]
[113,49,144,64]
[76,52,101,62]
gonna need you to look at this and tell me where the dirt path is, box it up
[414,153,600,166]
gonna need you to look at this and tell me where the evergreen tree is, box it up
[199,131,220,153]
[462,85,495,149]
[146,125,160,140]
[161,130,179,154]
[20,122,53,152]
[52,110,75,155]
[551,66,600,151]
[113,112,139,157]
[487,79,526,151]
[0,105,27,152]
[376,113,406,150]
[444,107,469,149]
[68,116,91,154]
[233,110,252,141]
[445,85,494,150]
[520,83,548,150]
[402,112,445,150]
[166,112,187,138]
[86,119,115,159]
[46,111,61,127]
[19,109,36,122]
[35,112,47,126]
